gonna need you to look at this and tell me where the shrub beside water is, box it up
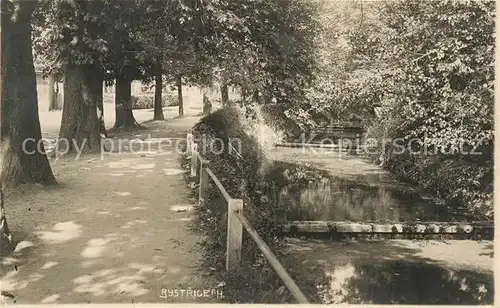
[366,121,494,220]
[185,107,329,303]
[296,0,494,219]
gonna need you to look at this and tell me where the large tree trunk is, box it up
[177,75,184,117]
[221,83,229,106]
[240,85,248,104]
[153,58,164,120]
[58,63,102,153]
[0,0,56,186]
[114,76,137,129]
[97,81,106,138]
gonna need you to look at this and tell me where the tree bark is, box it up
[177,75,184,117]
[55,80,63,109]
[0,0,56,186]
[114,76,137,129]
[97,81,106,138]
[221,83,229,106]
[58,63,102,153]
[153,58,164,120]
[48,74,58,111]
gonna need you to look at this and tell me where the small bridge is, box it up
[276,122,366,151]
[308,122,365,143]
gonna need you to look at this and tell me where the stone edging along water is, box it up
[282,221,494,240]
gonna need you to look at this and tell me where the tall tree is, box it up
[48,74,58,111]
[33,0,109,152]
[135,0,223,117]
[176,75,184,117]
[302,0,495,217]
[153,57,164,120]
[131,0,167,120]
[1,0,56,185]
[113,74,136,128]
[134,0,196,118]
[98,0,146,129]
[206,0,319,112]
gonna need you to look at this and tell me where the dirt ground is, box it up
[1,101,225,303]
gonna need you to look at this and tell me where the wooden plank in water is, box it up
[283,221,494,234]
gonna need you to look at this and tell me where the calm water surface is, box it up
[278,177,464,222]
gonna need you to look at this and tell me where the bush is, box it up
[131,96,153,109]
[294,0,494,218]
[165,94,179,106]
[187,107,330,303]
[131,94,178,109]
[359,1,495,219]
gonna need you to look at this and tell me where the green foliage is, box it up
[295,0,494,217]
[33,0,153,82]
[286,0,385,128]
[188,108,328,303]
[365,0,494,217]
[131,0,219,86]
[33,0,319,107]
[130,94,177,109]
[353,0,495,152]
[214,0,319,109]
[32,0,111,76]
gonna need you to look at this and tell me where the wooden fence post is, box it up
[226,198,243,271]
[186,132,193,153]
[199,162,209,202]
[191,143,198,177]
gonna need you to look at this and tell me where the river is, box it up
[263,146,494,304]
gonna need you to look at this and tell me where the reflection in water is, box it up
[321,260,493,304]
[266,162,492,304]
[279,177,462,222]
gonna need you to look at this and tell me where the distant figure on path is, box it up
[202,91,212,116]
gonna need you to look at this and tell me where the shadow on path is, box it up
[1,117,225,304]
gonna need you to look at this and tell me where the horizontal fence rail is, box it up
[235,211,309,304]
[204,167,232,202]
[186,132,309,304]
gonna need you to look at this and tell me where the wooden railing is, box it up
[186,132,309,304]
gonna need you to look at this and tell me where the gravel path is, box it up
[1,107,224,304]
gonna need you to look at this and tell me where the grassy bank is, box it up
[182,107,329,303]
[366,122,494,221]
